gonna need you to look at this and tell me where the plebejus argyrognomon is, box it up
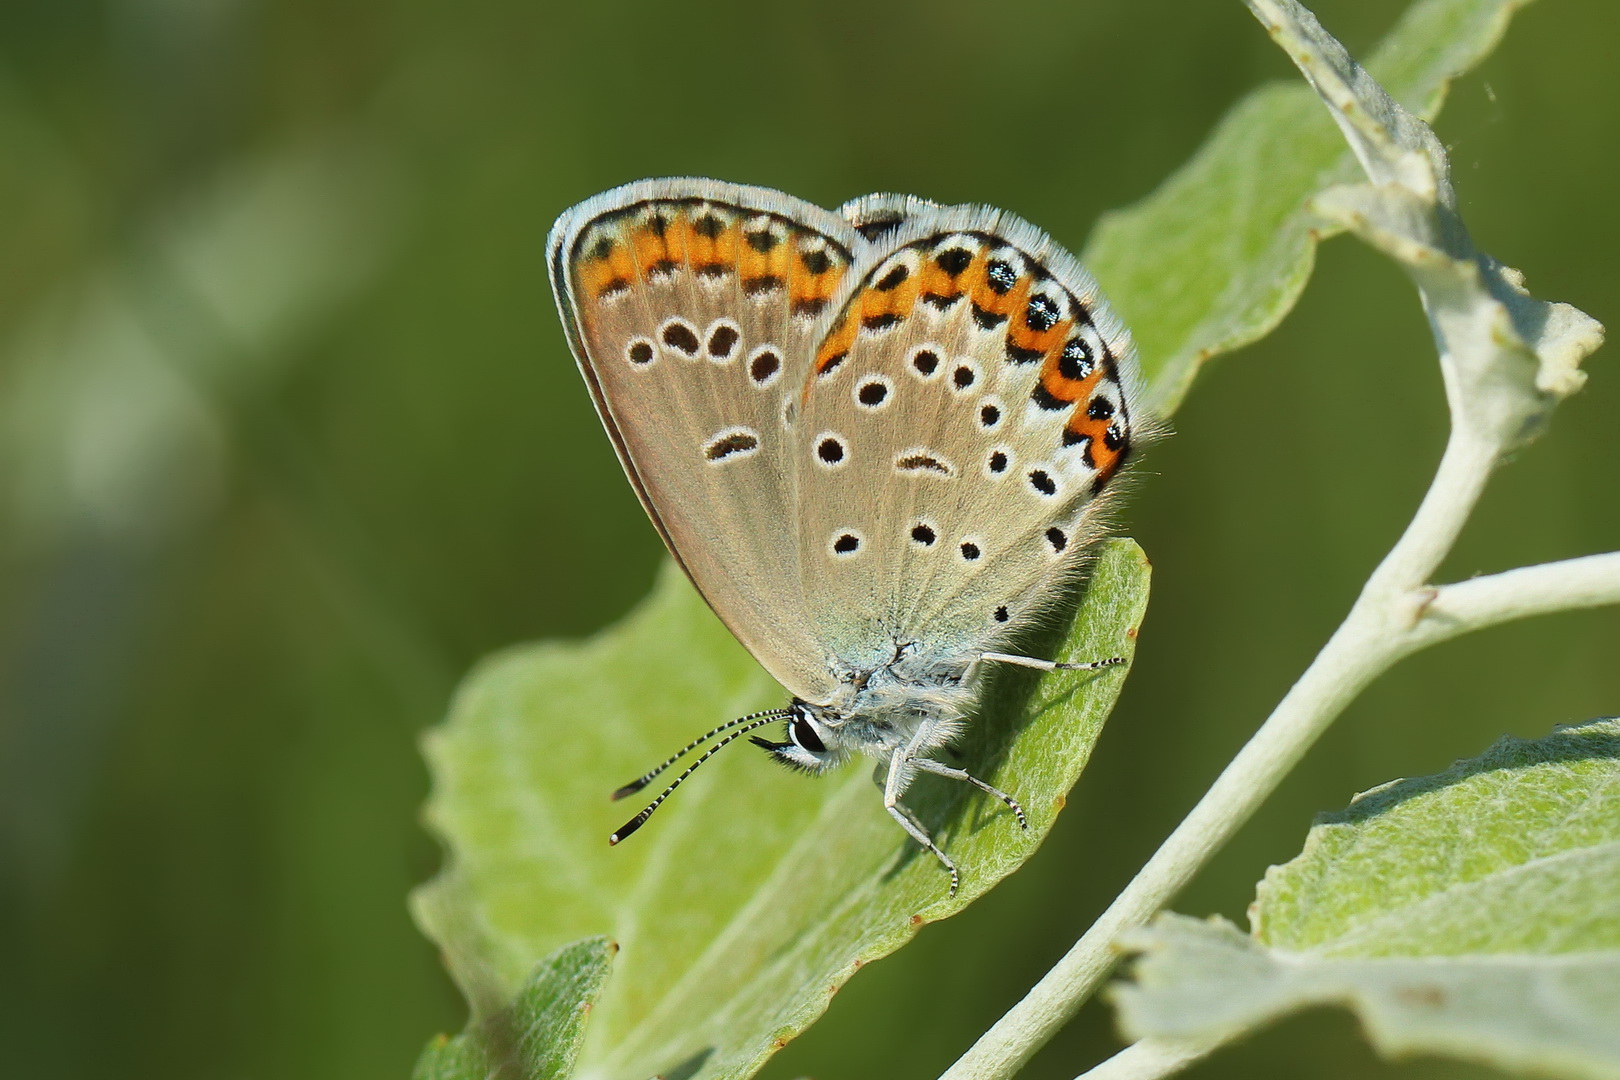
[548,178,1146,893]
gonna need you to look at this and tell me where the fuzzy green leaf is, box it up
[414,936,616,1080]
[413,540,1151,1080]
[1089,0,1535,415]
[1115,719,1620,1080]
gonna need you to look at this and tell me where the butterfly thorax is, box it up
[759,656,979,774]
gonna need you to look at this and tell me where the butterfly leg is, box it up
[882,749,960,895]
[912,758,1028,830]
[977,651,1126,674]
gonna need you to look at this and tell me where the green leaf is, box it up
[414,935,616,1080]
[413,539,1150,1080]
[1087,0,1534,416]
[1114,718,1620,1080]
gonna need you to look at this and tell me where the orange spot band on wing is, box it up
[914,253,964,305]
[856,271,919,330]
[577,232,639,300]
[1008,315,1072,366]
[789,242,843,317]
[815,314,857,373]
[965,258,1031,325]
[687,214,738,275]
[632,222,671,276]
[1040,354,1101,405]
[738,228,790,288]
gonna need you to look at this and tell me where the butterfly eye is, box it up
[789,717,827,754]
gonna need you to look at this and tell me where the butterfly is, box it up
[547,178,1146,893]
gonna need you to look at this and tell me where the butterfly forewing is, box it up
[793,204,1140,669]
[549,180,867,703]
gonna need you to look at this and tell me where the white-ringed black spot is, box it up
[660,319,700,356]
[706,320,741,361]
[986,260,1018,294]
[959,540,983,562]
[705,427,760,463]
[831,532,862,557]
[1087,395,1115,420]
[994,605,1010,623]
[1059,336,1095,380]
[1025,293,1061,332]
[626,337,656,366]
[1046,527,1068,553]
[987,449,1010,475]
[1028,469,1057,497]
[910,347,941,378]
[979,401,1002,428]
[953,364,976,390]
[748,346,782,386]
[910,523,937,547]
[816,434,848,467]
[855,378,892,409]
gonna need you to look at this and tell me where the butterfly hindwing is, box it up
[548,179,867,703]
[793,202,1141,671]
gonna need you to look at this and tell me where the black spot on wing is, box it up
[662,322,700,355]
[936,248,973,276]
[875,264,910,291]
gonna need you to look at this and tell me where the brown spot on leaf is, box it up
[1396,984,1448,1008]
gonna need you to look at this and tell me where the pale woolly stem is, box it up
[1411,552,1620,648]
[1072,1037,1217,1080]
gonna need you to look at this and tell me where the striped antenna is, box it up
[610,707,791,800]
[609,714,788,845]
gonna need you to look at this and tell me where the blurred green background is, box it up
[1,1,1615,1078]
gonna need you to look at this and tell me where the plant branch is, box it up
[1411,552,1620,649]
[1073,1037,1216,1080]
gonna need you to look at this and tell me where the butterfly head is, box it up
[748,701,845,774]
